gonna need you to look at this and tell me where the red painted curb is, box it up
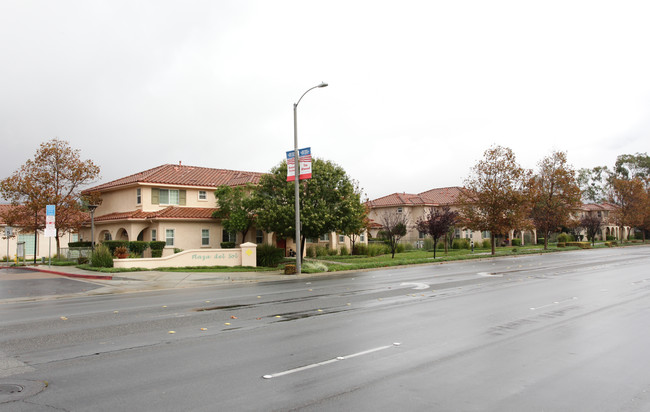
[22,266,113,280]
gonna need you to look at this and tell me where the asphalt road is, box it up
[1,246,649,411]
[0,267,102,300]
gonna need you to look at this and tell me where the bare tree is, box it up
[416,206,458,259]
[378,210,410,258]
[579,214,603,246]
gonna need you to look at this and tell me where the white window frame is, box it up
[256,230,263,244]
[397,207,403,214]
[319,233,329,241]
[166,229,175,247]
[136,188,141,205]
[339,234,345,243]
[151,229,157,241]
[160,189,180,205]
[198,190,207,201]
[201,229,210,246]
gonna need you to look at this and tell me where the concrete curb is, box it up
[21,266,114,281]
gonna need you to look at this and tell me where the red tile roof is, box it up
[0,204,13,225]
[93,207,218,222]
[83,164,264,193]
[367,187,465,208]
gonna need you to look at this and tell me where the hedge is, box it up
[102,240,128,254]
[149,241,166,258]
[566,242,592,249]
[68,241,92,248]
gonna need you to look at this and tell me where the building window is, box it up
[482,231,491,239]
[136,188,141,205]
[151,229,157,241]
[104,232,112,241]
[70,233,79,242]
[202,229,210,246]
[306,238,316,243]
[199,190,207,201]
[319,233,329,241]
[397,207,403,213]
[454,228,461,238]
[339,234,345,243]
[222,230,235,243]
[166,229,175,246]
[160,189,180,205]
[17,234,36,256]
[256,230,263,244]
[419,231,427,239]
[360,234,365,242]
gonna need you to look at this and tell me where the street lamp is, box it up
[87,204,98,252]
[293,82,328,275]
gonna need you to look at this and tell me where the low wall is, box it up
[113,242,257,269]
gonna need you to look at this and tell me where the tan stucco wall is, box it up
[113,243,257,269]
[1,226,76,260]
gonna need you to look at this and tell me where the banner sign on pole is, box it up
[286,147,312,182]
[45,205,56,238]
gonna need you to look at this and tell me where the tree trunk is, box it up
[491,233,496,255]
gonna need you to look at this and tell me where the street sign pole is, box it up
[45,205,56,266]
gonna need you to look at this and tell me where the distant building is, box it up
[0,204,78,261]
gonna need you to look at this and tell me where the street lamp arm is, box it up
[295,82,328,108]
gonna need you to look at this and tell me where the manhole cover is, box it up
[0,384,23,395]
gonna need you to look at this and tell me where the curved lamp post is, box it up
[294,82,328,274]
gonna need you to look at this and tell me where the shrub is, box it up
[482,239,491,249]
[327,247,338,256]
[77,256,89,264]
[354,244,368,256]
[173,248,183,254]
[511,239,521,247]
[315,245,329,256]
[220,242,236,249]
[606,235,615,241]
[557,242,566,248]
[537,237,545,244]
[102,240,128,255]
[284,264,297,275]
[395,243,405,254]
[339,245,349,256]
[113,246,128,257]
[566,242,591,249]
[368,243,389,256]
[306,245,317,258]
[452,239,470,250]
[557,233,569,243]
[127,241,149,256]
[91,244,114,268]
[149,241,166,258]
[257,244,284,267]
[423,238,435,251]
[68,241,92,248]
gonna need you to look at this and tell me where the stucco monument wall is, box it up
[113,242,257,269]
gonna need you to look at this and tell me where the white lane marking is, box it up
[529,296,578,310]
[263,343,400,379]
[400,282,430,290]
[478,272,502,277]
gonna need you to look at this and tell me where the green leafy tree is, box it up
[255,158,365,261]
[529,151,582,250]
[338,181,369,255]
[0,138,100,257]
[212,184,257,244]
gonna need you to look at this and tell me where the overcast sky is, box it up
[1,0,649,201]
